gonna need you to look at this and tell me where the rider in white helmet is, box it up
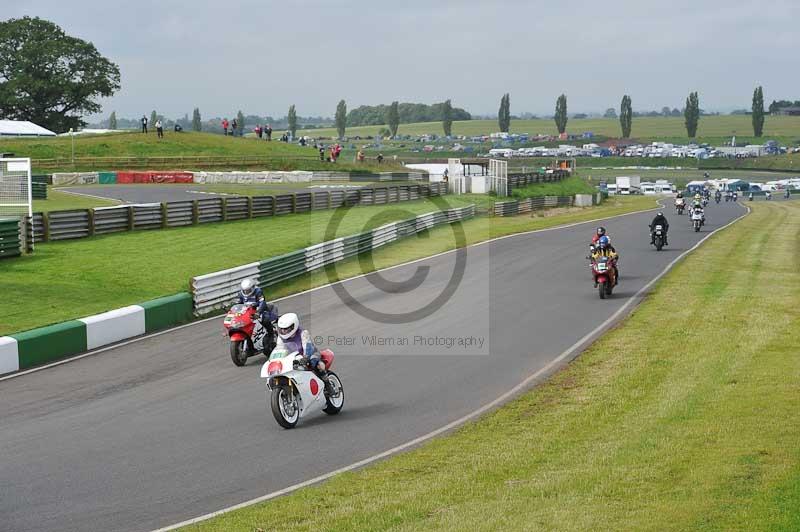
[238,278,278,327]
[275,313,327,378]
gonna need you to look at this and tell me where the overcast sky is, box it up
[6,0,799,120]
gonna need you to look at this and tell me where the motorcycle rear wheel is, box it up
[271,385,300,428]
[230,340,247,367]
[323,372,344,415]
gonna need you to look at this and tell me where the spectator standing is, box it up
[357,149,365,163]
[222,118,229,136]
[319,146,326,161]
[141,115,148,133]
[155,119,164,138]
[231,118,238,137]
[266,124,272,141]
[329,145,337,162]
[377,153,384,164]
[256,125,263,139]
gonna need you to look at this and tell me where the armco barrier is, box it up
[191,205,476,315]
[0,293,194,375]
[27,183,448,244]
[494,195,577,216]
[0,218,21,259]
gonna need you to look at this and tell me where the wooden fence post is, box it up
[161,202,168,228]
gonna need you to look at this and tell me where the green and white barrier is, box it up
[0,293,193,375]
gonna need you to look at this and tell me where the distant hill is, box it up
[347,102,471,127]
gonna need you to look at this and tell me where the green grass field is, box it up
[307,115,800,143]
[511,175,596,199]
[0,131,407,173]
[0,195,653,335]
[185,200,800,532]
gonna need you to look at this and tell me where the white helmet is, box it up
[277,313,299,340]
[240,278,256,297]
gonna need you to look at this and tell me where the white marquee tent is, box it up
[0,120,57,137]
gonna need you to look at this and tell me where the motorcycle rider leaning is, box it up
[275,313,330,388]
[238,279,278,329]
[650,211,669,245]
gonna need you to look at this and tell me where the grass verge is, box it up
[511,175,596,199]
[0,196,653,335]
[184,200,800,532]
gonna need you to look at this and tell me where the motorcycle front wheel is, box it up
[271,385,300,428]
[655,236,663,251]
[230,340,247,367]
[323,372,344,415]
[598,280,607,299]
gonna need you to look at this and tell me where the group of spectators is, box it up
[253,124,273,141]
[319,143,343,162]
[140,115,171,138]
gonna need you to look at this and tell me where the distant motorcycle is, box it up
[262,346,344,428]
[223,304,277,367]
[675,198,685,215]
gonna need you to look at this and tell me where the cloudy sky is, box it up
[6,0,799,120]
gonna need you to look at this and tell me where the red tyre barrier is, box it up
[112,171,194,184]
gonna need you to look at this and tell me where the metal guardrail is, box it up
[190,205,476,315]
[507,170,569,192]
[0,218,21,259]
[493,192,603,216]
[30,182,448,243]
[494,196,568,216]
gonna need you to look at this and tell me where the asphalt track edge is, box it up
[153,202,749,531]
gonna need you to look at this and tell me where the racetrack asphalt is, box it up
[0,200,745,532]
[58,184,365,203]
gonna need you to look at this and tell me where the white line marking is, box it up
[0,199,669,383]
[153,204,749,531]
[56,188,124,203]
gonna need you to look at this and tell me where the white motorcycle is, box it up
[691,209,704,232]
[261,346,344,428]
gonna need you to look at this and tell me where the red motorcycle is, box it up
[223,304,277,367]
[591,256,617,299]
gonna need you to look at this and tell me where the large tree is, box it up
[620,95,632,138]
[442,99,453,137]
[684,91,700,138]
[751,85,764,137]
[108,111,117,130]
[498,93,511,132]
[335,99,347,139]
[0,17,120,132]
[150,110,157,129]
[554,94,568,134]
[386,101,399,137]
[287,104,297,138]
[192,107,202,131]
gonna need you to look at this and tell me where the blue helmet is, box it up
[598,235,610,249]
